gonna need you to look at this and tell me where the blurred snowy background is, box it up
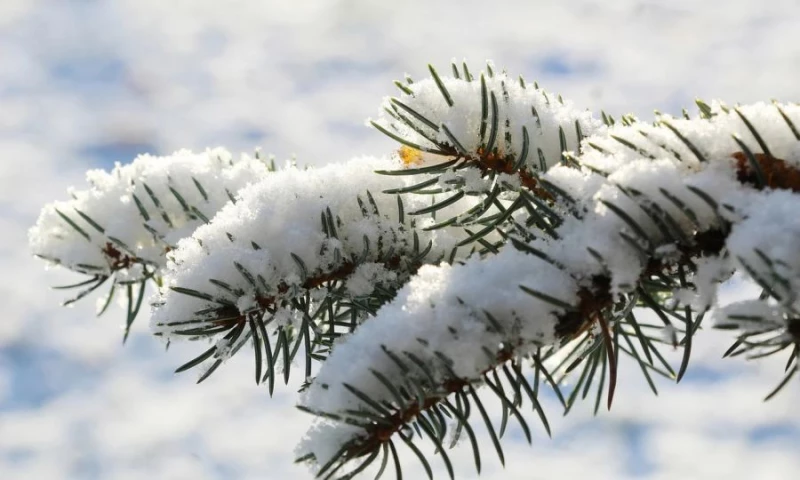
[2,0,800,478]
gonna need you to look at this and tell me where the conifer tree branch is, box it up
[297,98,800,477]
[151,157,469,386]
[371,62,604,232]
[29,148,275,334]
[27,59,800,480]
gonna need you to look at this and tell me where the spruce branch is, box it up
[29,148,275,335]
[151,157,467,386]
[27,58,800,480]
[371,62,605,235]
[297,100,800,478]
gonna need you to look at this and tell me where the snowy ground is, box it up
[2,1,799,479]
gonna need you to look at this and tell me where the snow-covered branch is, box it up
[151,156,467,385]
[370,63,605,231]
[27,58,800,480]
[29,148,273,335]
[297,100,800,475]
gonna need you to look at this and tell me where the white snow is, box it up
[713,300,791,346]
[29,148,271,283]
[344,263,398,297]
[297,246,578,467]
[151,156,462,342]
[372,70,606,171]
[723,190,800,310]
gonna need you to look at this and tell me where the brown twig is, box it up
[212,255,413,330]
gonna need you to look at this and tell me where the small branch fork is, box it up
[101,242,141,271]
[472,147,554,199]
[211,255,409,330]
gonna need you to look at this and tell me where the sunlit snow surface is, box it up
[3,1,800,479]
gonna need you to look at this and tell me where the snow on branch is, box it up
[369,63,606,231]
[297,247,577,471]
[25,56,800,480]
[150,156,466,386]
[372,62,604,172]
[296,101,800,475]
[28,148,272,335]
[713,189,800,398]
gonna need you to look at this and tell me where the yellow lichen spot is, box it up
[398,145,423,167]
